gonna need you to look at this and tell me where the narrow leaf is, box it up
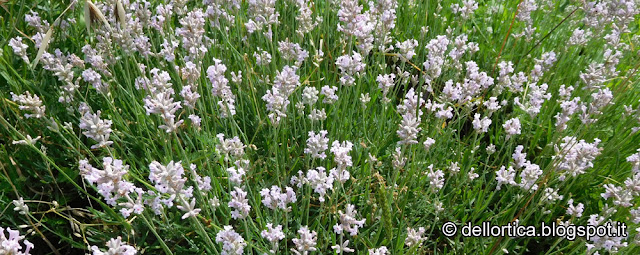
[31,27,53,68]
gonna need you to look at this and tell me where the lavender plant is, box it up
[1,0,640,254]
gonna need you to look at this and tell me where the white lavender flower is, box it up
[392,147,407,170]
[291,226,317,255]
[395,39,418,61]
[175,9,208,59]
[377,73,396,100]
[320,85,338,104]
[331,240,355,253]
[176,198,201,219]
[335,52,366,86]
[472,113,492,133]
[82,68,108,94]
[216,133,246,159]
[566,199,584,218]
[360,93,371,108]
[306,167,334,202]
[302,87,319,105]
[229,186,251,219]
[553,136,602,180]
[333,204,365,236]
[486,144,496,154]
[0,227,34,255]
[245,0,279,36]
[159,39,179,62]
[519,161,543,192]
[79,106,114,149]
[8,37,29,63]
[451,0,478,20]
[207,58,231,98]
[308,108,327,121]
[263,66,300,125]
[468,167,479,180]
[295,1,319,36]
[79,157,135,206]
[305,130,329,159]
[12,197,29,215]
[423,137,436,151]
[369,246,389,255]
[261,223,285,253]
[226,166,246,186]
[188,114,201,129]
[495,166,516,190]
[337,0,375,53]
[540,187,564,204]
[10,92,46,119]
[514,83,551,118]
[180,85,200,109]
[261,223,285,243]
[278,40,309,66]
[405,227,426,247]
[503,117,521,139]
[331,140,354,171]
[144,88,184,133]
[216,225,246,255]
[260,185,297,211]
[426,165,445,192]
[627,149,640,173]
[149,160,191,199]
[485,97,502,112]
[12,135,41,146]
[568,28,592,46]
[254,48,272,66]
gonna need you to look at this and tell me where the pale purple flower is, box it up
[335,52,366,86]
[229,187,251,219]
[423,137,436,151]
[426,165,445,192]
[216,133,246,159]
[320,85,338,104]
[331,140,354,170]
[472,113,492,133]
[10,92,46,119]
[78,107,113,149]
[333,204,365,236]
[291,226,317,255]
[188,114,201,129]
[260,185,296,211]
[495,166,516,190]
[553,136,602,180]
[503,117,521,138]
[8,37,29,63]
[0,227,34,255]
[369,246,389,255]
[302,87,319,105]
[177,198,201,219]
[331,240,355,253]
[306,167,334,202]
[148,161,189,198]
[91,236,136,255]
[566,199,584,218]
[305,130,329,159]
[405,227,426,247]
[79,157,135,206]
[216,225,246,255]
[395,39,418,61]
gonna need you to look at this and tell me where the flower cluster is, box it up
[1,227,34,255]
